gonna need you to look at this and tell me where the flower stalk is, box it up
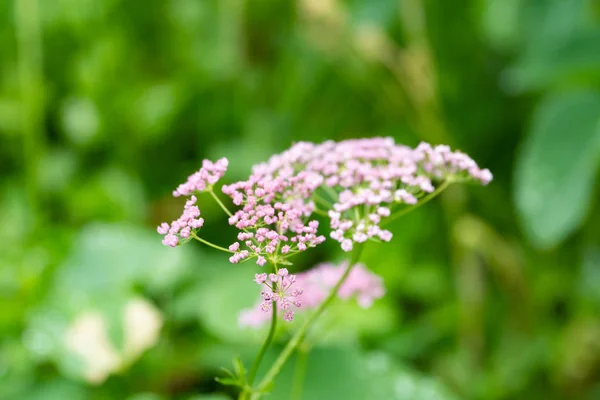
[250,244,365,399]
[246,264,280,387]
[290,343,309,400]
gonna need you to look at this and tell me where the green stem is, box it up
[382,180,451,226]
[312,193,333,209]
[247,296,278,386]
[238,388,250,400]
[191,233,234,253]
[15,0,45,224]
[322,186,338,202]
[252,244,365,399]
[312,209,329,217]
[290,345,309,400]
[209,189,233,217]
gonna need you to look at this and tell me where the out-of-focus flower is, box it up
[64,312,121,384]
[123,298,163,360]
[64,297,163,384]
[239,261,385,328]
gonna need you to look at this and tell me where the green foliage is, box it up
[266,347,458,400]
[515,91,600,248]
[1,0,600,399]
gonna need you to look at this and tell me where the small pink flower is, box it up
[377,207,390,217]
[254,273,267,284]
[157,223,169,235]
[341,239,353,252]
[173,157,229,197]
[240,261,385,328]
[162,234,178,248]
[283,310,294,322]
[378,230,393,242]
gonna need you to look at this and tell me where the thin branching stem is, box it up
[382,180,451,226]
[191,233,234,253]
[209,189,233,217]
[290,344,309,400]
[244,261,280,398]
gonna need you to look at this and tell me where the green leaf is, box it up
[23,380,86,400]
[233,355,247,383]
[510,29,600,90]
[214,377,240,387]
[515,91,600,248]
[267,347,458,400]
[25,223,194,382]
[192,266,261,343]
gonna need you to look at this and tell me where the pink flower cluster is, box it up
[158,139,491,325]
[158,158,229,247]
[223,138,492,255]
[239,261,385,327]
[222,180,326,265]
[254,268,303,322]
[173,158,229,197]
[157,196,205,247]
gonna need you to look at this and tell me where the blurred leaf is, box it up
[54,223,192,296]
[510,29,600,90]
[128,82,183,140]
[25,223,191,381]
[186,395,231,400]
[308,298,397,344]
[515,91,600,248]
[36,148,78,195]
[126,393,164,400]
[579,245,600,307]
[60,96,101,147]
[268,347,458,400]
[482,0,522,51]
[487,332,549,397]
[0,98,20,134]
[0,340,37,399]
[23,380,86,400]
[68,166,146,223]
[192,264,258,343]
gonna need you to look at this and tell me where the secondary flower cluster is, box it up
[173,158,229,197]
[157,196,204,247]
[239,261,385,327]
[253,268,303,322]
[157,158,229,247]
[222,180,326,265]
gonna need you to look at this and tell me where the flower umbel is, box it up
[252,268,303,323]
[173,157,229,197]
[157,195,204,247]
[158,157,229,248]
[157,139,492,399]
[221,138,492,258]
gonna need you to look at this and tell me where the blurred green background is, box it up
[2,0,600,399]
